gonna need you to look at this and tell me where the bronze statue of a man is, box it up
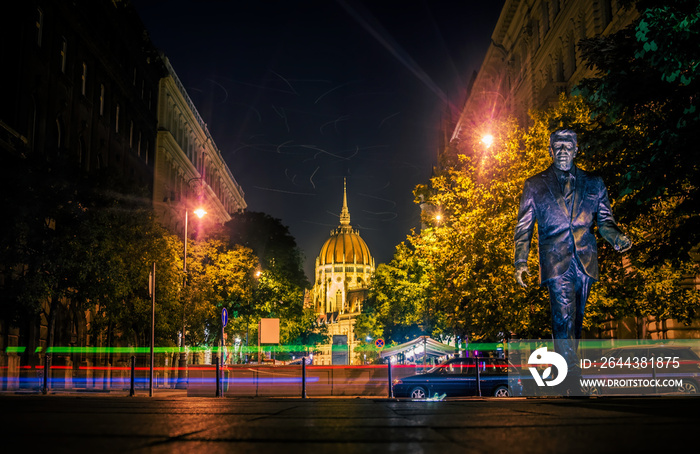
[513,129,631,382]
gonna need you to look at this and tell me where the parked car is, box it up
[392,357,517,398]
[580,344,700,396]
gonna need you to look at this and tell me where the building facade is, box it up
[153,56,246,235]
[311,180,375,365]
[0,0,246,384]
[451,0,638,143]
[1,0,166,373]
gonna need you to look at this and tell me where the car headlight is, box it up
[393,379,403,385]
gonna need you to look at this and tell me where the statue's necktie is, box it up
[563,174,574,211]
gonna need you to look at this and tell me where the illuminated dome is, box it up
[317,181,372,266]
[311,179,375,366]
[318,227,372,266]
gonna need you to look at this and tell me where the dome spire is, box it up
[339,178,351,227]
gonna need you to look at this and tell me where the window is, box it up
[60,38,67,73]
[115,104,120,133]
[56,118,62,148]
[542,2,550,35]
[81,62,87,96]
[602,0,613,28]
[99,84,105,116]
[36,8,43,47]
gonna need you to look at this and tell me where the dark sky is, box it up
[132,0,505,279]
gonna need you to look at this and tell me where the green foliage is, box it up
[0,158,320,354]
[575,0,700,265]
[218,211,322,356]
[355,242,433,344]
[223,212,309,289]
[364,83,699,340]
[0,153,185,348]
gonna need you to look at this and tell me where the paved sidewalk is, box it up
[1,394,697,453]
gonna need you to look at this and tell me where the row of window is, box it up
[162,95,240,211]
[320,266,371,274]
[35,5,240,213]
[36,6,155,134]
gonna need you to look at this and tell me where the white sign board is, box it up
[258,318,280,344]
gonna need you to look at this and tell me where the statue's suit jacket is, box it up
[514,165,625,285]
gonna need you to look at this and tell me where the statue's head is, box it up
[549,129,578,172]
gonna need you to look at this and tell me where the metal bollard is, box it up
[475,356,482,397]
[301,357,307,398]
[388,360,394,398]
[42,354,50,395]
[216,356,221,397]
[130,356,136,397]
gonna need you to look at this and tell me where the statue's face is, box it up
[549,137,577,171]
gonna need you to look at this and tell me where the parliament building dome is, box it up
[310,179,375,365]
[318,223,372,267]
[312,179,375,312]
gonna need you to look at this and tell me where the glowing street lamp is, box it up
[481,134,494,148]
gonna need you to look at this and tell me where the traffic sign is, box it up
[222,308,228,327]
[375,338,385,349]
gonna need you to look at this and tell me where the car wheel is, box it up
[493,385,510,397]
[409,386,427,399]
[679,380,698,394]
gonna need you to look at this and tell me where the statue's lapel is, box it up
[543,167,569,216]
[571,167,586,218]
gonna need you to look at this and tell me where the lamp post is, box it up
[176,206,207,389]
[245,270,262,364]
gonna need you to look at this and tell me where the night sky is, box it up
[132,0,505,279]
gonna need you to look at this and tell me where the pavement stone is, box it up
[0,394,697,453]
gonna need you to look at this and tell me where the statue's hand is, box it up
[614,235,632,253]
[514,264,530,288]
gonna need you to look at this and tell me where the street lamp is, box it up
[481,134,494,148]
[176,206,207,389]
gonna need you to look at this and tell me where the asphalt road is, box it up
[0,394,696,453]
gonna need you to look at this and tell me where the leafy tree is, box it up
[0,153,185,366]
[183,239,258,347]
[223,211,309,289]
[221,211,321,359]
[575,0,700,265]
[355,242,433,345]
